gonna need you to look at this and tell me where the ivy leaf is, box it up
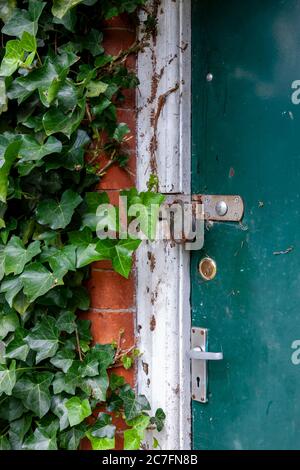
[85,413,116,448]
[80,29,104,56]
[57,80,78,112]
[0,360,16,395]
[59,425,86,450]
[123,428,142,450]
[90,412,116,438]
[0,139,22,203]
[56,310,76,334]
[76,242,107,268]
[21,262,63,302]
[13,58,59,93]
[2,0,46,38]
[4,236,41,275]
[0,32,36,77]
[5,327,29,361]
[86,80,108,98]
[81,191,109,231]
[122,355,133,370]
[84,374,109,401]
[0,396,24,421]
[13,372,53,418]
[36,285,71,308]
[23,427,58,450]
[42,98,86,138]
[0,276,23,307]
[109,372,125,391]
[47,245,77,278]
[113,122,130,142]
[52,362,81,395]
[0,0,16,23]
[52,0,85,19]
[69,286,90,311]
[150,408,166,432]
[25,316,60,363]
[0,39,23,76]
[0,310,19,340]
[88,344,115,371]
[80,351,100,377]
[51,395,69,431]
[65,396,91,426]
[86,433,115,450]
[9,414,32,450]
[18,135,62,162]
[127,413,151,432]
[50,348,74,373]
[36,189,82,230]
[112,239,142,278]
[0,78,7,115]
[20,31,37,52]
[0,436,11,450]
[53,9,77,33]
[119,384,151,421]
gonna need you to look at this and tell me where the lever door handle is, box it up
[190,347,223,361]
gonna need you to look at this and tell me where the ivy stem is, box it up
[75,327,83,362]
[0,426,9,437]
[36,50,42,66]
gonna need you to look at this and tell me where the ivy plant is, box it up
[0,0,165,451]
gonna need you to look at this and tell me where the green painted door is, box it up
[192,0,300,450]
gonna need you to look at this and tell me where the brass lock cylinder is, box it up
[199,257,217,281]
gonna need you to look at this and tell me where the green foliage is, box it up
[0,0,165,451]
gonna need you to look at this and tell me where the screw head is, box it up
[215,200,228,217]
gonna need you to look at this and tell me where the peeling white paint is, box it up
[136,0,191,450]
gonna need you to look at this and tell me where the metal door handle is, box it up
[190,347,223,361]
[191,328,223,402]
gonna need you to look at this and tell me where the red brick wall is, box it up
[81,14,137,450]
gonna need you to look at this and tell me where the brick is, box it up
[103,28,136,56]
[97,156,136,189]
[86,270,135,310]
[81,311,135,348]
[102,13,135,31]
[120,87,136,109]
[92,259,113,270]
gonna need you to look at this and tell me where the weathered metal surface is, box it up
[191,328,223,403]
[192,0,300,450]
[136,0,191,450]
[192,195,244,221]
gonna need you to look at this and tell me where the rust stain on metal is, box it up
[142,361,149,375]
[150,290,158,305]
[150,83,179,173]
[153,84,179,131]
[150,314,156,331]
[147,251,156,272]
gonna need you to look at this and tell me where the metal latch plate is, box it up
[192,194,244,221]
[191,327,208,403]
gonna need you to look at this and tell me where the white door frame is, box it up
[136,0,191,450]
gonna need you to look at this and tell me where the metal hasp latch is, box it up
[190,328,223,403]
[192,194,244,221]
